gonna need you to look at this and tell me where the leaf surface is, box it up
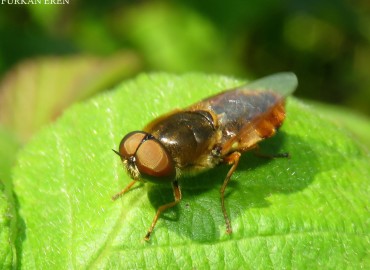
[0,126,20,269]
[13,73,369,269]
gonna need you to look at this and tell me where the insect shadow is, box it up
[147,129,346,242]
[146,131,320,242]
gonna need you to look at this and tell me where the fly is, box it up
[112,72,298,240]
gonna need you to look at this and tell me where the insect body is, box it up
[113,73,298,240]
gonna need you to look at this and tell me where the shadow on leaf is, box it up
[143,129,345,242]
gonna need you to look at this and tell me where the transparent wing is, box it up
[242,72,298,97]
[188,73,298,155]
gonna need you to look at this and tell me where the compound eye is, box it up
[119,132,147,158]
[135,139,175,178]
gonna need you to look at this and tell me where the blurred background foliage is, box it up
[0,0,370,144]
[1,2,369,267]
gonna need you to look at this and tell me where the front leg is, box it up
[220,151,241,234]
[145,180,182,241]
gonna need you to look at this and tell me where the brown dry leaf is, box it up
[0,51,142,143]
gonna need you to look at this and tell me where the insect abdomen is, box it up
[254,101,286,138]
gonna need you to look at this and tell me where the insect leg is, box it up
[112,180,137,201]
[221,151,241,234]
[144,180,182,241]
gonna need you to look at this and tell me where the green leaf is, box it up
[307,101,370,149]
[0,126,20,269]
[13,73,369,269]
[0,181,14,269]
[0,126,20,184]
